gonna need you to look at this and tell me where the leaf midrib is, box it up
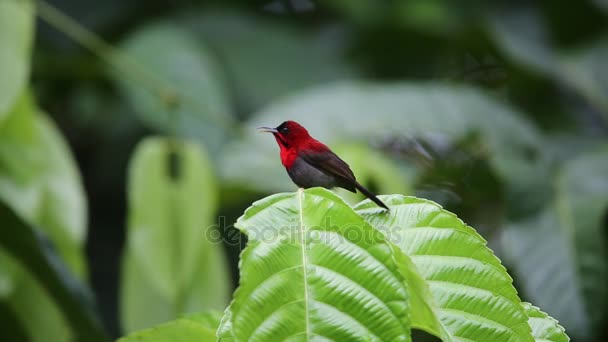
[297,188,311,340]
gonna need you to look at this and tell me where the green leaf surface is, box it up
[113,23,234,153]
[182,10,356,111]
[118,311,222,342]
[502,148,608,340]
[0,200,107,342]
[0,0,34,117]
[521,303,569,342]
[490,9,608,119]
[356,195,533,342]
[0,93,87,276]
[221,82,545,209]
[224,188,411,341]
[120,137,230,333]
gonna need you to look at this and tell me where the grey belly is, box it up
[287,157,336,189]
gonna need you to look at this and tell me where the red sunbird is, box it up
[258,120,389,210]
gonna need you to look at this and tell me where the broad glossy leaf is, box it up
[121,137,230,332]
[224,188,411,341]
[118,311,221,342]
[0,93,87,276]
[221,82,545,211]
[356,195,533,342]
[521,303,569,342]
[182,10,356,111]
[0,200,107,342]
[0,0,33,117]
[490,9,608,119]
[502,148,608,340]
[113,24,234,153]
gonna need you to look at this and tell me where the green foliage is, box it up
[221,81,547,214]
[183,11,356,112]
[0,200,107,342]
[356,195,532,341]
[2,0,607,341]
[502,148,608,340]
[118,311,222,342]
[0,0,33,116]
[120,137,230,333]
[0,93,87,277]
[0,250,72,342]
[522,303,569,342]
[204,188,566,341]
[0,93,88,342]
[332,143,411,204]
[223,189,411,341]
[112,24,234,153]
[491,8,608,119]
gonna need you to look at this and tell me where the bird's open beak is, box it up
[257,126,278,133]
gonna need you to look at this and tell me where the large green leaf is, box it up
[113,23,234,153]
[356,195,534,342]
[0,93,87,276]
[0,200,107,342]
[490,9,608,119]
[521,303,569,342]
[221,82,546,213]
[118,311,221,342]
[502,148,608,340]
[182,10,356,112]
[0,0,34,117]
[120,137,230,333]
[222,188,411,341]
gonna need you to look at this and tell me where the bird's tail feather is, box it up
[354,182,390,210]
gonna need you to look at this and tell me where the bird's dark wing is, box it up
[299,149,357,192]
[300,148,389,210]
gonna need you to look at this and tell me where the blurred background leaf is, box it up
[0,250,72,342]
[0,200,107,342]
[0,0,33,117]
[112,23,234,154]
[490,7,608,120]
[181,10,357,114]
[0,92,87,277]
[501,147,608,341]
[120,137,230,333]
[118,311,221,342]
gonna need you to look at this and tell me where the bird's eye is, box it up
[279,126,289,133]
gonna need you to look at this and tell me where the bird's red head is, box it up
[258,120,313,150]
[258,120,328,168]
